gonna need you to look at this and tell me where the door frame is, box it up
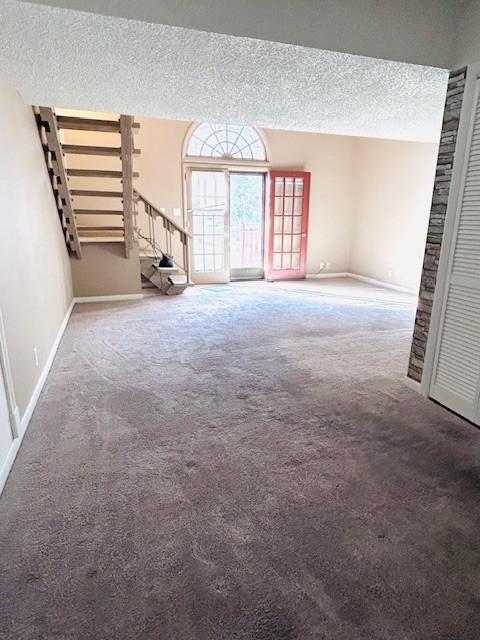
[421,61,480,397]
[267,170,311,281]
[185,165,269,284]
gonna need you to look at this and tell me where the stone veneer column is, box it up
[407,67,467,383]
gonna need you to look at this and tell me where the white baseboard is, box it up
[347,273,417,295]
[0,299,74,496]
[402,375,423,394]
[0,438,22,495]
[306,272,416,294]
[74,293,143,303]
[306,272,349,279]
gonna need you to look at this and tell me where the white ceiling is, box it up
[0,0,449,142]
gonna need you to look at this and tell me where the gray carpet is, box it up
[1,282,479,640]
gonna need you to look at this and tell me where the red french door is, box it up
[267,171,310,281]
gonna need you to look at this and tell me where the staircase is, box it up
[134,191,191,295]
[36,108,191,294]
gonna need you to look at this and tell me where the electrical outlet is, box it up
[326,262,331,269]
[33,347,39,367]
[173,207,182,217]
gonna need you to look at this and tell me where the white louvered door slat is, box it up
[430,78,480,423]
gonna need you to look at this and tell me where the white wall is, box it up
[0,76,73,415]
[18,0,457,68]
[349,138,439,291]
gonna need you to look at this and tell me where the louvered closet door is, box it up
[430,79,480,422]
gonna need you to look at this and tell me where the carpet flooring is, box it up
[1,281,479,640]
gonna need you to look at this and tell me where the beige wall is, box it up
[71,243,141,297]
[265,128,356,274]
[0,77,73,415]
[349,138,438,291]
[136,118,188,221]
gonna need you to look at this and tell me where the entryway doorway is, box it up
[187,169,266,284]
[184,124,311,285]
[184,123,269,285]
[229,172,264,281]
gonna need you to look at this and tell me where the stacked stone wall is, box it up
[408,67,467,382]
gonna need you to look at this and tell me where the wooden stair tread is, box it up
[56,115,140,132]
[168,275,188,285]
[67,169,139,178]
[77,225,124,231]
[62,144,140,156]
[71,190,123,198]
[75,209,124,216]
[79,237,125,244]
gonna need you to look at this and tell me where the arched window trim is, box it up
[183,122,270,167]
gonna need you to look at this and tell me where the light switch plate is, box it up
[173,207,182,217]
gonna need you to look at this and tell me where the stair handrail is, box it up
[133,190,191,238]
[133,189,191,280]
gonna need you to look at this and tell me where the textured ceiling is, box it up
[0,0,449,142]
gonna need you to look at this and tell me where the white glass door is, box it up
[188,170,229,284]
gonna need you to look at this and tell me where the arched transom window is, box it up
[186,123,267,161]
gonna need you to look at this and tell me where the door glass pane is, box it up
[294,179,303,196]
[282,253,291,269]
[283,235,292,252]
[275,178,284,196]
[230,173,264,270]
[291,253,300,269]
[190,171,227,273]
[285,178,294,196]
[193,236,204,254]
